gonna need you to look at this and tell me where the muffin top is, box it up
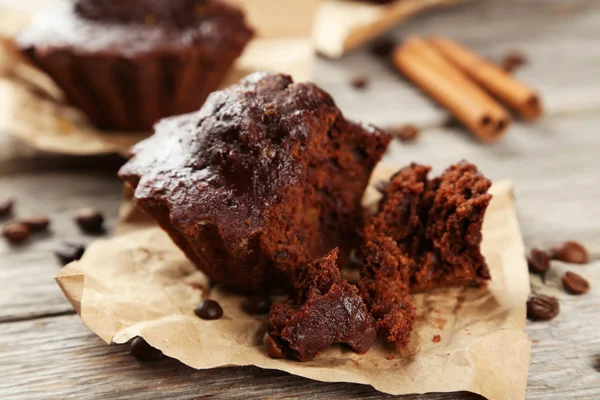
[17,0,253,56]
[119,72,383,246]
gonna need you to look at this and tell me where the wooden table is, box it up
[1,0,599,398]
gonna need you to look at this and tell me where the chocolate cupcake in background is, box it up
[16,0,254,131]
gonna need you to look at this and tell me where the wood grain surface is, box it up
[1,0,599,398]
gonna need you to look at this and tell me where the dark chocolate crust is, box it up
[17,0,253,131]
[269,248,377,361]
[119,72,391,291]
[358,161,491,347]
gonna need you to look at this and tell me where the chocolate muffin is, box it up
[358,161,491,347]
[269,248,376,361]
[17,0,253,131]
[119,72,392,292]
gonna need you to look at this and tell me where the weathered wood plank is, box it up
[0,165,124,322]
[0,0,599,398]
[0,315,481,400]
[1,255,597,400]
[0,111,599,332]
[315,0,600,127]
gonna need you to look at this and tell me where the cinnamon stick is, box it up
[393,39,510,142]
[403,37,510,129]
[429,36,542,120]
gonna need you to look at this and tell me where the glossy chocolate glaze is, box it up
[121,73,346,247]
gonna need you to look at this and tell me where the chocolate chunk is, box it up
[53,241,86,265]
[527,248,550,274]
[20,216,50,232]
[501,50,527,73]
[392,124,420,142]
[0,199,14,217]
[74,207,105,233]
[194,300,223,320]
[242,294,271,315]
[551,241,588,264]
[562,271,589,295]
[2,222,30,243]
[130,337,164,361]
[263,332,286,359]
[527,294,559,321]
[350,76,369,90]
[432,335,441,343]
[270,249,376,361]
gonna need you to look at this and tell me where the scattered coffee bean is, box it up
[194,300,223,320]
[2,222,30,243]
[53,241,86,265]
[74,207,105,233]
[501,50,527,73]
[527,248,550,274]
[0,199,14,217]
[551,241,588,264]
[20,216,50,232]
[526,294,559,321]
[350,76,369,90]
[242,293,271,315]
[370,37,396,59]
[130,337,164,361]
[392,124,420,142]
[263,332,285,359]
[562,271,589,295]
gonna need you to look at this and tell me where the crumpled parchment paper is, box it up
[314,0,466,58]
[56,164,531,400]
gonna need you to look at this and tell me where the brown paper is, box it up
[57,164,531,400]
[0,2,317,156]
[314,0,466,58]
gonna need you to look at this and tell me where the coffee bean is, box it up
[194,300,223,320]
[527,248,550,274]
[562,271,589,295]
[527,294,559,321]
[53,241,86,265]
[130,337,164,361]
[20,216,50,232]
[74,207,105,233]
[501,50,527,73]
[370,37,396,59]
[0,199,14,217]
[502,50,527,72]
[551,241,588,264]
[392,124,420,142]
[242,294,271,315]
[263,332,286,359]
[3,222,30,243]
[350,76,369,90]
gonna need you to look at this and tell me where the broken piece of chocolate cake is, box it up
[358,226,416,349]
[359,161,492,348]
[269,248,377,361]
[119,72,391,292]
